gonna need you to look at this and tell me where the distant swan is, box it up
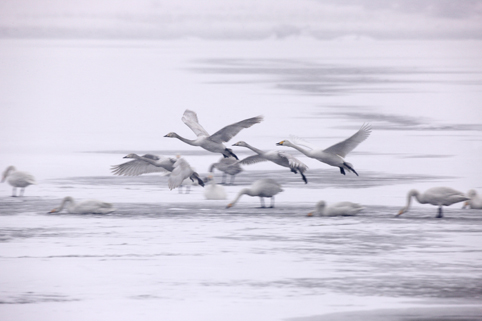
[234,141,308,183]
[168,157,204,190]
[463,190,482,209]
[111,153,176,176]
[209,156,243,185]
[165,109,263,159]
[227,178,283,208]
[277,124,371,175]
[308,201,363,217]
[397,187,469,218]
[49,197,115,214]
[204,175,227,200]
[2,166,36,197]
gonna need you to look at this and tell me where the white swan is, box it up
[168,157,204,191]
[234,141,308,184]
[49,196,115,214]
[209,156,243,185]
[111,153,177,176]
[277,124,371,176]
[462,190,482,209]
[2,166,36,197]
[165,109,263,159]
[308,201,364,217]
[397,187,469,218]
[203,175,227,200]
[226,178,283,208]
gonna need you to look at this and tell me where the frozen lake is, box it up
[1,38,482,320]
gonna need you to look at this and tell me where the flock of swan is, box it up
[2,109,481,217]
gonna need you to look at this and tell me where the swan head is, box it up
[467,189,477,198]
[164,132,177,138]
[49,208,59,213]
[232,141,247,147]
[123,153,138,159]
[2,166,16,182]
[226,203,233,208]
[276,140,290,146]
[396,207,408,217]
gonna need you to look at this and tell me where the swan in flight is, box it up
[2,166,36,197]
[462,190,482,209]
[165,109,263,159]
[209,156,243,185]
[168,157,204,190]
[277,123,371,176]
[397,187,469,218]
[49,197,115,214]
[203,175,227,200]
[111,153,176,176]
[307,201,363,217]
[227,178,283,208]
[234,141,308,184]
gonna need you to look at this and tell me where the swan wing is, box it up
[182,109,210,137]
[111,158,168,176]
[238,155,267,166]
[209,115,263,143]
[168,158,192,190]
[277,151,308,171]
[323,123,371,158]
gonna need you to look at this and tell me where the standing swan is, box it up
[165,109,263,160]
[209,157,243,185]
[49,197,115,214]
[308,201,364,217]
[277,124,371,176]
[168,157,204,190]
[397,187,469,218]
[462,190,482,209]
[226,179,283,208]
[234,141,308,184]
[111,153,177,176]
[2,166,36,197]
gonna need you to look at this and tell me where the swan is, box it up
[397,187,469,218]
[226,178,283,208]
[277,123,371,176]
[165,109,263,159]
[307,201,364,217]
[209,156,243,185]
[111,153,177,176]
[203,175,227,200]
[234,141,308,184]
[168,157,204,191]
[2,166,36,197]
[462,190,482,209]
[49,196,115,214]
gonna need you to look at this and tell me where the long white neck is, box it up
[405,189,422,210]
[172,133,197,146]
[242,143,264,155]
[230,188,249,205]
[286,142,311,156]
[58,197,75,212]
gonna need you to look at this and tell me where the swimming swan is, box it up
[49,196,115,214]
[2,166,36,197]
[209,156,243,185]
[227,178,283,208]
[308,201,364,217]
[234,141,308,184]
[111,153,176,176]
[397,187,469,218]
[277,124,371,176]
[462,189,482,209]
[168,157,204,190]
[165,109,263,160]
[203,175,227,200]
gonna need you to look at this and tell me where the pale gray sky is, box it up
[0,0,481,39]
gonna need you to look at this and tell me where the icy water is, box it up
[1,38,482,320]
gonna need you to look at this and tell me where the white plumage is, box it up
[2,166,36,197]
[308,201,363,217]
[49,197,115,214]
[168,157,204,191]
[227,179,283,208]
[203,175,227,200]
[463,190,482,209]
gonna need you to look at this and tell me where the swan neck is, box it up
[59,197,74,211]
[288,142,310,155]
[244,143,264,155]
[231,188,249,205]
[174,134,197,146]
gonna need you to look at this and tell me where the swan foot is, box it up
[301,172,308,184]
[290,168,298,174]
[343,162,359,176]
[339,167,346,175]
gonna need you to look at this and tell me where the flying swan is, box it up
[277,123,371,176]
[234,141,308,184]
[226,178,283,208]
[165,109,263,160]
[397,187,469,218]
[2,166,36,197]
[462,189,482,209]
[168,157,204,190]
[49,196,115,214]
[307,201,364,217]
[111,153,177,176]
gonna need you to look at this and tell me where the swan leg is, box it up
[11,187,17,197]
[339,167,346,175]
[300,172,308,184]
[20,188,25,197]
[230,175,235,185]
[260,197,265,208]
[221,173,227,185]
[344,162,359,176]
[270,196,275,208]
[436,206,443,218]
[290,168,298,174]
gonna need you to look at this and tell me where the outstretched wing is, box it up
[278,151,308,172]
[111,158,168,176]
[210,115,263,143]
[182,109,210,137]
[238,155,268,166]
[168,158,192,190]
[323,123,372,158]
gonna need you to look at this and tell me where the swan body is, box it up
[168,157,204,190]
[227,178,283,208]
[463,190,482,209]
[2,166,36,197]
[234,141,308,183]
[308,201,363,217]
[277,123,371,176]
[397,187,469,218]
[165,109,263,159]
[203,175,227,200]
[111,153,176,176]
[209,156,243,185]
[49,197,115,214]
